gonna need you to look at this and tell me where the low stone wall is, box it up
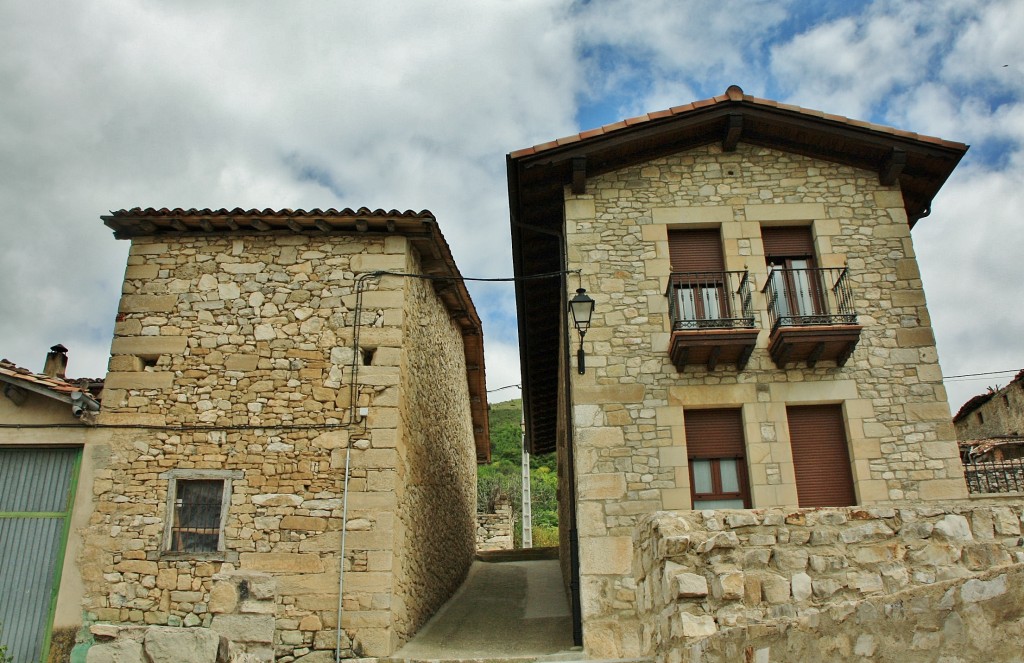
[476,503,514,551]
[634,503,1024,659]
[683,565,1024,662]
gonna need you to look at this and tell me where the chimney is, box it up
[43,344,69,378]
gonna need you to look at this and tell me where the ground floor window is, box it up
[160,469,241,556]
[684,408,750,509]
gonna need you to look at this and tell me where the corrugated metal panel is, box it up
[684,409,745,458]
[787,405,856,507]
[0,447,78,663]
[668,229,725,272]
[762,226,815,259]
[0,447,75,513]
[0,519,64,663]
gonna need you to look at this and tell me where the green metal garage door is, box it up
[0,447,80,663]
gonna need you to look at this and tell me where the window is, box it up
[668,229,729,328]
[762,226,823,320]
[160,469,240,555]
[684,408,750,509]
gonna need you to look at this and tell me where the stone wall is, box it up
[389,255,478,648]
[563,142,966,656]
[476,502,514,551]
[634,505,1024,660]
[672,565,1024,663]
[82,230,476,660]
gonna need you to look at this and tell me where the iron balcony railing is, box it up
[761,266,857,331]
[667,271,756,331]
[963,458,1024,494]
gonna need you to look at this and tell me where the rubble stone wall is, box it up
[635,505,1024,660]
[476,502,514,551]
[673,564,1024,663]
[563,142,966,656]
[389,254,478,647]
[955,375,1024,440]
[83,231,473,660]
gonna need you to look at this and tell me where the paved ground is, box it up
[391,556,577,661]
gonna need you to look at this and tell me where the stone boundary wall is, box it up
[634,504,1024,658]
[679,564,1024,663]
[476,502,514,551]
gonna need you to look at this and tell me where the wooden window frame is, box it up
[688,456,751,508]
[159,469,241,560]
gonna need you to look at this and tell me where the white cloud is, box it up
[2,0,1022,420]
[0,0,580,379]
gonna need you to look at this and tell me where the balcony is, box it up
[667,271,758,371]
[761,266,862,368]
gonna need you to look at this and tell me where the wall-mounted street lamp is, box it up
[569,287,595,375]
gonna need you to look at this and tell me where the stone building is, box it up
[954,369,1024,441]
[507,86,972,656]
[0,347,103,662]
[77,207,488,660]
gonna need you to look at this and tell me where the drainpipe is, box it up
[560,269,584,646]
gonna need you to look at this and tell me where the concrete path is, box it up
[391,557,577,661]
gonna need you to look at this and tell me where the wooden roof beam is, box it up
[571,157,587,195]
[880,147,907,186]
[723,113,743,152]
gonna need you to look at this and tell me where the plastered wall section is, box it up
[81,231,464,659]
[389,249,477,649]
[564,143,966,658]
[0,393,98,637]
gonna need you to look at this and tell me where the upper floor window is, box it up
[762,226,821,320]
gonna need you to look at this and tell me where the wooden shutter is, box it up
[762,226,814,258]
[669,229,724,272]
[685,409,745,458]
[787,404,856,507]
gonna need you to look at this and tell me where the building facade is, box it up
[78,208,487,660]
[0,347,103,662]
[508,86,970,656]
[954,369,1024,441]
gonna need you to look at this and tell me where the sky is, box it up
[1,0,1022,412]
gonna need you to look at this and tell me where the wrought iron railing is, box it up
[761,266,857,331]
[963,458,1024,494]
[667,271,755,331]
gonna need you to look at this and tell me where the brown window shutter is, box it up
[668,229,725,272]
[787,404,856,507]
[761,226,814,258]
[685,409,745,458]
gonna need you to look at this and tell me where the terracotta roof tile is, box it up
[0,358,102,399]
[509,85,968,159]
[105,207,436,220]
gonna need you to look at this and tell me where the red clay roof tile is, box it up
[509,85,968,159]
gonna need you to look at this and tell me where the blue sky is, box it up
[1,0,1022,410]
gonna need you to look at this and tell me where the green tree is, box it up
[479,399,559,547]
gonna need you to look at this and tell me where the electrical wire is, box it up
[945,369,1023,381]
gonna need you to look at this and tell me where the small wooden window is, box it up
[160,468,240,557]
[170,480,225,553]
[685,409,750,509]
